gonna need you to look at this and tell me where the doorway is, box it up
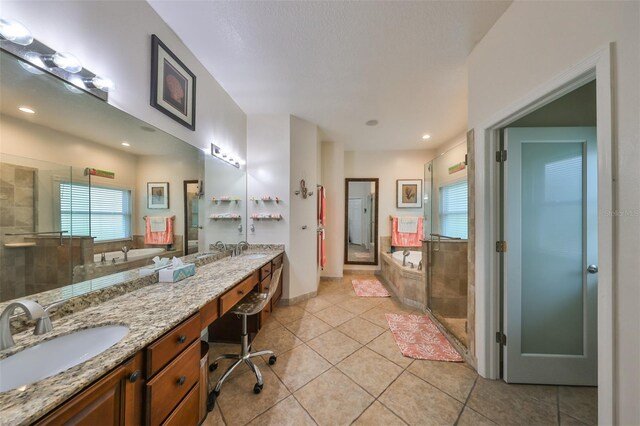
[344,178,379,265]
[183,180,201,255]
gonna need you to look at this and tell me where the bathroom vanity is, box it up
[0,250,284,426]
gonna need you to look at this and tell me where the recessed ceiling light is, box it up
[366,120,378,126]
[422,134,431,140]
[18,106,35,114]
[121,142,130,147]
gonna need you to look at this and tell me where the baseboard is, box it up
[280,290,317,306]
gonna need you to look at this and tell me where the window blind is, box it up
[60,183,131,241]
[439,180,468,239]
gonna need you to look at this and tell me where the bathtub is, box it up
[93,247,166,263]
[391,250,422,266]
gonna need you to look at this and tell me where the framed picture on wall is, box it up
[396,179,423,208]
[150,34,196,130]
[148,182,169,209]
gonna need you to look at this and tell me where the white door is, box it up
[504,127,597,385]
[348,198,363,245]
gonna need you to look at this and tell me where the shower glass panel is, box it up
[424,142,469,346]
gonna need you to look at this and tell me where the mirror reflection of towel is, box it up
[398,216,418,233]
[150,216,167,232]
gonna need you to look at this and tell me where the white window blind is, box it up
[439,180,468,239]
[60,183,132,241]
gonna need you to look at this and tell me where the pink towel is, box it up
[391,217,423,247]
[145,217,173,245]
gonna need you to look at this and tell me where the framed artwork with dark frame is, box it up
[396,179,423,208]
[148,182,169,209]
[150,34,196,130]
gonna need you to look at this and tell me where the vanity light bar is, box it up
[211,144,241,169]
[0,17,113,101]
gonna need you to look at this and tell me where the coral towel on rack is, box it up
[317,186,326,269]
[392,216,423,247]
[145,216,173,244]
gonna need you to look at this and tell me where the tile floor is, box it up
[203,275,597,426]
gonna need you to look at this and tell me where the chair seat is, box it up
[231,291,269,316]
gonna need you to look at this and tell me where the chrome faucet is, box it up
[34,301,64,336]
[214,241,226,252]
[235,241,249,256]
[418,260,423,271]
[402,250,410,266]
[121,246,129,261]
[100,252,106,264]
[0,300,46,350]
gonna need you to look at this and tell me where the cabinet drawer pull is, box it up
[177,335,187,343]
[128,370,140,383]
[176,376,186,386]
[238,290,244,295]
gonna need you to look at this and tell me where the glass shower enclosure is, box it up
[424,142,469,346]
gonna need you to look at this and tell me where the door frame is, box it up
[475,45,614,423]
[344,178,379,265]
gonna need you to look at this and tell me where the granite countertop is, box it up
[0,248,284,426]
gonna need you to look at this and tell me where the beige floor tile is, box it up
[270,344,332,392]
[407,360,477,402]
[296,296,333,313]
[284,315,332,342]
[295,368,374,426]
[307,329,362,365]
[337,317,385,345]
[560,412,588,425]
[216,360,290,426]
[466,378,558,426]
[456,406,497,426]
[247,395,316,426]
[208,343,248,384]
[353,401,406,426]
[202,404,226,426]
[377,298,417,313]
[359,306,392,329]
[251,325,303,356]
[271,305,308,325]
[559,386,597,425]
[337,347,403,397]
[317,292,348,305]
[506,382,559,406]
[259,315,284,333]
[378,371,463,425]
[338,297,384,315]
[314,305,357,327]
[366,331,413,368]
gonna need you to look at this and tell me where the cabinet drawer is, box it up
[200,297,219,329]
[260,262,272,280]
[161,384,199,426]
[259,275,272,293]
[147,340,200,426]
[272,254,283,269]
[147,314,200,377]
[219,271,258,315]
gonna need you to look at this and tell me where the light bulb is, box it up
[91,76,115,92]
[0,19,33,46]
[41,52,82,73]
[18,106,35,114]
[19,53,44,75]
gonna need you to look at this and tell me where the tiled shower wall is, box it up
[0,162,36,301]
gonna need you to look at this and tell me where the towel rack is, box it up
[143,215,176,220]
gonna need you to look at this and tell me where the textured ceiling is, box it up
[149,1,511,150]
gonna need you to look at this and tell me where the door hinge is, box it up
[496,241,508,252]
[496,332,507,346]
[495,150,507,162]
[464,154,468,165]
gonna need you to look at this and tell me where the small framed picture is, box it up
[148,182,169,209]
[397,179,423,208]
[150,34,196,130]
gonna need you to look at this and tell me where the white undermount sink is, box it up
[242,253,268,260]
[0,325,129,393]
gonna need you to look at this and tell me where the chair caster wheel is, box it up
[268,355,277,365]
[253,383,263,394]
[209,362,218,372]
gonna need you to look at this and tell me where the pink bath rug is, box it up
[386,313,463,362]
[352,279,391,297]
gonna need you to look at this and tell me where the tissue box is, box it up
[158,263,196,283]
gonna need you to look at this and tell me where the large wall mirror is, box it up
[344,178,379,265]
[0,50,247,303]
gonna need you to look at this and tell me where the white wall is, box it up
[343,149,434,269]
[2,1,246,160]
[320,141,345,277]
[467,2,639,423]
[289,116,320,297]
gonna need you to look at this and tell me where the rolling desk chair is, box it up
[208,266,283,410]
